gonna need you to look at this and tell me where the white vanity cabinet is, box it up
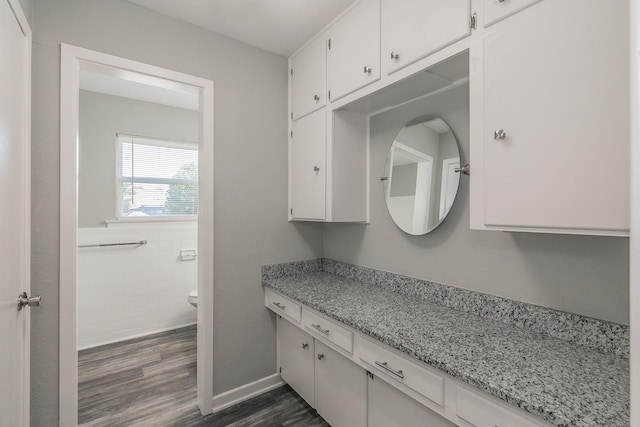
[470,0,630,235]
[290,35,327,120]
[315,340,368,427]
[327,0,381,102]
[382,0,471,76]
[278,317,315,406]
[368,374,455,427]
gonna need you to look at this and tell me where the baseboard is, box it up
[211,373,285,414]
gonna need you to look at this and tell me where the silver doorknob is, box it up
[17,292,41,311]
[317,353,325,360]
[390,51,399,60]
[363,66,372,74]
[454,164,470,176]
[494,129,507,140]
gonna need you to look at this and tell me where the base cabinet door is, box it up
[367,375,455,427]
[278,317,315,406]
[314,341,367,427]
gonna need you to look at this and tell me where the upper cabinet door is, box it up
[290,109,326,221]
[482,0,542,28]
[479,0,629,234]
[291,36,327,120]
[382,0,471,76]
[328,0,381,102]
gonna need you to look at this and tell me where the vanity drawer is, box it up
[456,386,540,427]
[302,309,354,354]
[357,336,445,407]
[483,0,542,28]
[265,290,302,323]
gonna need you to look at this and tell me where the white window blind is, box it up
[117,134,198,218]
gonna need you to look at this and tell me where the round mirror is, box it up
[383,117,461,235]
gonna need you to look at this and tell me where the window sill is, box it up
[105,217,197,227]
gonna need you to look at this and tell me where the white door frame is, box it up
[59,44,214,426]
[630,0,639,423]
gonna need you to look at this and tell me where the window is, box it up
[117,134,198,219]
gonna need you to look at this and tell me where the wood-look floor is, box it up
[78,325,329,426]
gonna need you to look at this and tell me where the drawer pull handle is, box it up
[272,302,286,310]
[375,361,405,379]
[312,323,330,335]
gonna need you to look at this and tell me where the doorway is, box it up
[60,45,214,426]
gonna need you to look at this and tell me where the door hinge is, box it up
[290,208,293,215]
[328,90,331,101]
[366,371,374,380]
[290,112,293,120]
[290,68,293,77]
[328,38,331,50]
[290,130,293,138]
[279,366,282,373]
[470,13,477,29]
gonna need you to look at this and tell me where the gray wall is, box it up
[323,83,630,325]
[78,90,199,227]
[30,0,322,424]
[17,0,31,24]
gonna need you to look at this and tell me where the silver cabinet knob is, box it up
[17,292,41,311]
[363,66,372,74]
[313,166,320,172]
[313,94,320,101]
[302,343,309,349]
[494,129,507,140]
[317,353,325,360]
[390,51,399,60]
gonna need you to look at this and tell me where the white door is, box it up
[0,0,32,426]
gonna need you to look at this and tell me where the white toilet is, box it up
[188,289,197,308]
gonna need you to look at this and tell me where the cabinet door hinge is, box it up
[290,112,293,120]
[470,13,477,29]
[279,367,282,373]
[290,130,293,138]
[290,68,293,77]
[290,208,293,215]
[328,90,331,101]
[366,371,374,379]
[328,38,331,50]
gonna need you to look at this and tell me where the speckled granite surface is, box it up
[262,261,630,427]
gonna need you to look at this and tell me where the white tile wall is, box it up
[77,222,197,349]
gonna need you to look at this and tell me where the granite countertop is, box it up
[263,272,629,427]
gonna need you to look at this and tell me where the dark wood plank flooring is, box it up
[78,325,328,426]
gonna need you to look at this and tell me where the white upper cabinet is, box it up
[471,0,630,235]
[382,0,471,75]
[328,0,381,102]
[482,0,542,28]
[291,35,327,120]
[290,109,326,220]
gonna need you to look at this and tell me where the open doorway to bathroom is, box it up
[75,69,201,424]
[59,45,214,426]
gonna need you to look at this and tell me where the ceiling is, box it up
[126,0,357,57]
